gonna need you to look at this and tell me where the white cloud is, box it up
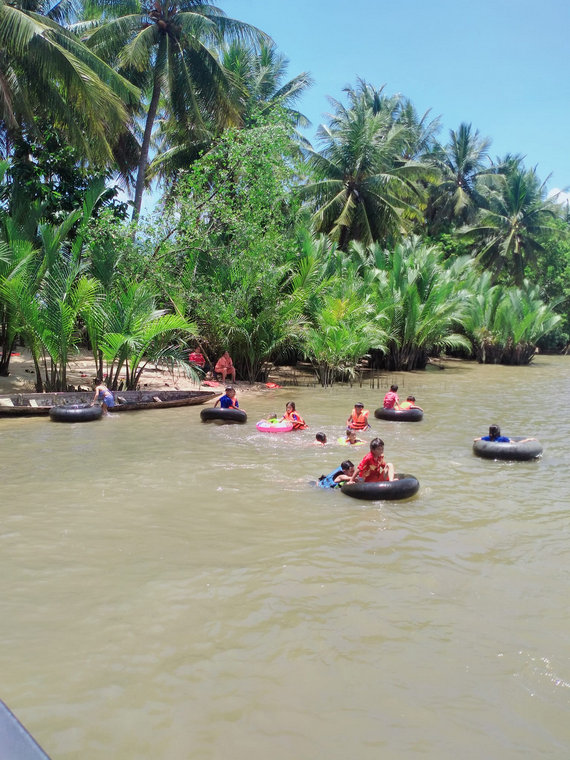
[548,188,570,206]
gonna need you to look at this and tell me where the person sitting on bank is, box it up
[317,460,355,488]
[91,380,115,414]
[188,348,206,370]
[474,424,534,443]
[347,401,370,430]
[347,437,395,483]
[399,395,423,411]
[383,384,401,410]
[281,401,308,430]
[214,387,243,411]
[214,351,236,383]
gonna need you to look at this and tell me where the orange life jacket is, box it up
[284,411,308,430]
[349,409,369,430]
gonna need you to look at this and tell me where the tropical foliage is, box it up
[461,166,558,285]
[83,0,268,219]
[301,82,431,250]
[425,122,491,233]
[0,0,138,161]
[463,273,562,364]
[0,4,567,384]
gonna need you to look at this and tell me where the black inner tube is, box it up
[49,404,103,423]
[473,436,543,461]
[341,473,419,501]
[374,407,423,422]
[200,407,247,424]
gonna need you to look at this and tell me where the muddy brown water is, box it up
[1,357,569,759]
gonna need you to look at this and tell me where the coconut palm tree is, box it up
[0,0,138,162]
[151,40,312,180]
[340,80,440,161]
[301,86,430,250]
[426,122,492,233]
[83,0,269,220]
[461,166,558,286]
[222,41,312,128]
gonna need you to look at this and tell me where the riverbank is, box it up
[0,348,316,396]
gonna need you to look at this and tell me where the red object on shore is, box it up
[11,352,20,356]
[265,382,281,389]
[202,380,221,387]
[188,351,205,367]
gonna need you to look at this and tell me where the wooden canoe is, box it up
[0,389,217,417]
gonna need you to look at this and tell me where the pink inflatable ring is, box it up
[256,418,294,433]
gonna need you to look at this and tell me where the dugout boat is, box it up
[0,389,216,417]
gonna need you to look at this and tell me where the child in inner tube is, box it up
[280,401,308,430]
[342,428,365,445]
[474,424,534,443]
[399,395,423,411]
[383,385,401,410]
[214,387,244,412]
[347,438,396,483]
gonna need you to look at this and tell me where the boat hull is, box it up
[0,390,217,417]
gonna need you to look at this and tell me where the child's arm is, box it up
[347,461,365,484]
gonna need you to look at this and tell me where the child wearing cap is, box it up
[347,402,370,431]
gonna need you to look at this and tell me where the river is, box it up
[1,356,569,759]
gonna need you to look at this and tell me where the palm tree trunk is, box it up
[132,63,163,222]
[0,325,15,377]
[33,354,44,393]
[338,225,350,252]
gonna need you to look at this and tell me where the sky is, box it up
[226,0,570,199]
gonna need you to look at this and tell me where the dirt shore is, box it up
[0,349,314,396]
